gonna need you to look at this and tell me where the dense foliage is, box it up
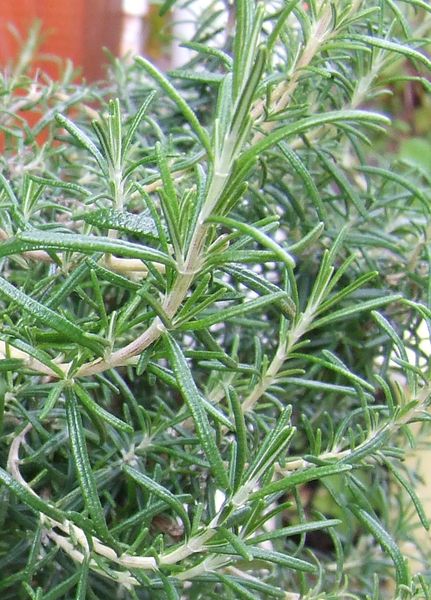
[0,1,430,598]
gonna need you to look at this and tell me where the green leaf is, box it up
[279,143,325,218]
[43,573,81,600]
[159,0,177,16]
[346,34,431,71]
[249,518,342,544]
[220,574,285,598]
[194,329,237,369]
[311,295,403,329]
[227,387,248,492]
[358,165,429,210]
[77,208,160,241]
[244,408,295,484]
[0,334,65,378]
[340,425,391,464]
[267,0,301,50]
[316,149,367,217]
[287,222,325,255]
[239,110,389,165]
[372,311,414,390]
[0,358,24,372]
[65,386,112,542]
[221,545,316,573]
[0,276,106,355]
[156,142,179,217]
[159,573,180,600]
[176,291,288,331]
[291,351,375,392]
[181,41,233,68]
[0,230,174,267]
[349,505,409,587]
[165,334,229,489]
[40,382,65,420]
[123,91,157,156]
[174,287,228,325]
[74,384,133,434]
[25,522,43,579]
[232,2,265,100]
[135,56,212,157]
[252,463,352,500]
[205,249,277,267]
[0,465,64,522]
[223,265,296,318]
[55,114,105,170]
[124,464,191,537]
[169,69,224,85]
[317,271,378,314]
[137,286,172,328]
[85,257,140,291]
[207,215,295,268]
[146,361,233,428]
[230,45,266,143]
[217,527,253,561]
[0,172,26,229]
[29,175,91,197]
[156,143,182,256]
[217,573,261,600]
[385,462,429,531]
[46,259,92,310]
[75,557,90,600]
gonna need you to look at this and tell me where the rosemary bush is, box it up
[0,1,430,598]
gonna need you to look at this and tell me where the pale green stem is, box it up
[251,0,339,138]
[72,89,240,378]
[276,381,431,474]
[241,308,315,414]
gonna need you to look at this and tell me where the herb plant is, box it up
[0,1,430,598]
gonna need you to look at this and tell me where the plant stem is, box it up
[242,308,314,413]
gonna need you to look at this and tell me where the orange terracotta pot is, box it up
[0,0,123,80]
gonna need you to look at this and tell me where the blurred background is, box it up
[0,0,183,79]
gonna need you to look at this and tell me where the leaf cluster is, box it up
[0,1,430,598]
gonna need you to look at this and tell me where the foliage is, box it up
[0,1,430,598]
